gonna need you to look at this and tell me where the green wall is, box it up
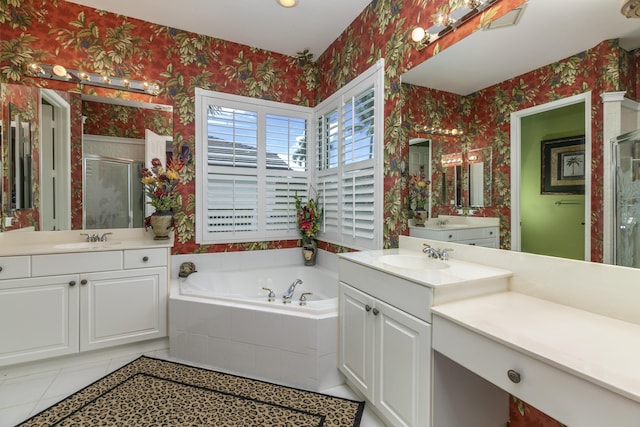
[521,103,585,260]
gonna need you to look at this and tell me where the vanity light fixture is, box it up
[415,124,464,137]
[26,63,160,96]
[411,0,498,46]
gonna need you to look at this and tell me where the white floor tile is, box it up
[0,402,36,427]
[41,360,109,401]
[0,371,57,409]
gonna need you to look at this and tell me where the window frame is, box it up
[313,59,384,250]
[194,59,384,249]
[195,89,313,244]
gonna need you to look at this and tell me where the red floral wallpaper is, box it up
[82,100,173,138]
[1,2,636,425]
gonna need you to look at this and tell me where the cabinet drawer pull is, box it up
[81,279,88,285]
[372,308,379,316]
[507,369,521,383]
[365,304,372,312]
[0,266,3,272]
[69,280,76,286]
[143,256,149,262]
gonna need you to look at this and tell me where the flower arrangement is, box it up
[294,193,322,243]
[141,158,183,212]
[409,172,430,209]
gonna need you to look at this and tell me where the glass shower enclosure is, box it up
[83,155,144,229]
[613,129,640,268]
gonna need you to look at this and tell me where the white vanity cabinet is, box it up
[339,260,432,427]
[0,273,80,364]
[0,247,168,366]
[410,225,499,247]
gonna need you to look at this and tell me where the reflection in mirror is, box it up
[9,103,33,211]
[81,96,173,229]
[83,153,144,229]
[468,147,492,208]
[0,86,173,232]
[441,152,462,208]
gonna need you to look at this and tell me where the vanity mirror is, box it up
[401,0,640,261]
[0,82,173,232]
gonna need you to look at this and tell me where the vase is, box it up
[414,209,428,227]
[302,239,318,266]
[149,210,174,240]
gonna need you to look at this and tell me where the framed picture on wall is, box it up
[541,135,585,195]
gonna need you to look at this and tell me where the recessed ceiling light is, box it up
[277,0,297,7]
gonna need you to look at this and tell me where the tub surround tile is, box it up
[253,310,285,349]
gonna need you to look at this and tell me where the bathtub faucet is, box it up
[283,279,303,303]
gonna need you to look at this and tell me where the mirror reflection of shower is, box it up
[82,134,146,229]
[613,130,640,268]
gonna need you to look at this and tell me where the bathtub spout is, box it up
[178,262,197,278]
[283,279,303,303]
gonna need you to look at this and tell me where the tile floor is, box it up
[0,341,386,427]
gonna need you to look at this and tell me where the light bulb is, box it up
[52,65,67,78]
[411,27,426,43]
[276,0,296,7]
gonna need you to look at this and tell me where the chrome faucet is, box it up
[81,233,99,242]
[81,232,112,242]
[283,279,303,303]
[422,244,453,261]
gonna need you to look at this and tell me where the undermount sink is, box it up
[379,254,450,270]
[53,241,122,250]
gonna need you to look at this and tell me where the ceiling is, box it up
[402,0,640,95]
[65,0,640,95]
[65,0,372,59]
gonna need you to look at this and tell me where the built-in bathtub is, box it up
[169,249,344,391]
[177,265,338,316]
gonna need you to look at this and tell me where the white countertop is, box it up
[0,228,173,256]
[410,215,500,231]
[339,248,512,288]
[431,291,640,403]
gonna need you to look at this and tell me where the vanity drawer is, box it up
[124,248,167,269]
[32,251,123,276]
[0,256,31,280]
[432,315,640,427]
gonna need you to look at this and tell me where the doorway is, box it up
[510,92,592,260]
[40,90,71,231]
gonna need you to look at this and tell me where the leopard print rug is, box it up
[18,356,365,426]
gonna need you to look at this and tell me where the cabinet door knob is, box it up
[507,369,521,383]
[80,279,88,285]
[143,256,149,262]
[0,266,3,272]
[69,280,76,286]
[372,308,379,316]
[365,304,372,312]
